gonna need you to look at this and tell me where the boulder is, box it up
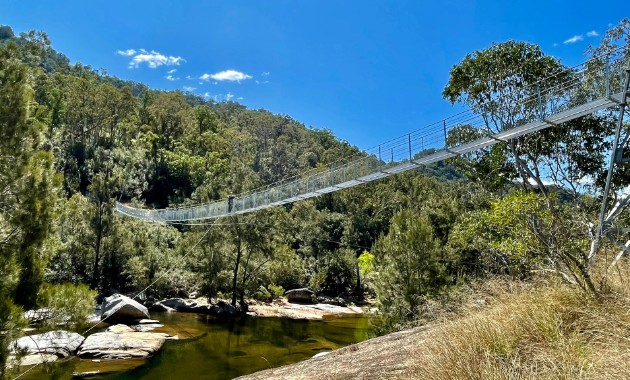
[12,330,84,357]
[185,304,211,314]
[285,288,315,304]
[149,302,175,313]
[77,324,168,359]
[23,308,55,323]
[209,301,240,317]
[101,294,150,324]
[131,323,163,332]
[316,296,347,307]
[160,298,192,310]
[158,298,211,314]
[8,354,58,368]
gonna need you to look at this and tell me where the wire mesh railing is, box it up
[116,50,629,222]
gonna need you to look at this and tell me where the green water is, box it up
[28,312,372,379]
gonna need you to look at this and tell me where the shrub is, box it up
[268,284,284,300]
[253,285,271,302]
[311,249,357,296]
[37,282,97,330]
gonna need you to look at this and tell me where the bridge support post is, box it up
[591,67,630,265]
[443,120,447,146]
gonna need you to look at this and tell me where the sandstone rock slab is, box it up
[77,325,168,359]
[12,330,84,357]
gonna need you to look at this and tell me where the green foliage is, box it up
[373,210,451,333]
[450,190,595,292]
[357,251,375,278]
[264,245,307,290]
[253,283,285,302]
[37,283,97,330]
[0,298,25,379]
[0,25,14,40]
[443,41,569,194]
[0,39,57,376]
[310,249,357,296]
[443,40,566,121]
[0,24,623,351]
[446,125,515,190]
[253,285,271,302]
[268,284,285,299]
[47,194,94,284]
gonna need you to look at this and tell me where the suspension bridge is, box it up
[116,51,630,223]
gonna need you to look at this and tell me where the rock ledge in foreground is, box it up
[77,324,169,359]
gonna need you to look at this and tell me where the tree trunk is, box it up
[231,232,242,307]
[91,204,103,290]
[355,253,362,293]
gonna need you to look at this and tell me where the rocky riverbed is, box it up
[10,292,368,378]
[247,299,363,320]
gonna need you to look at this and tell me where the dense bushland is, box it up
[1,18,630,379]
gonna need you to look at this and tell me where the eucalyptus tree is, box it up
[0,41,58,376]
[443,41,570,194]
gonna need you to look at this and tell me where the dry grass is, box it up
[239,265,630,380]
[408,267,630,380]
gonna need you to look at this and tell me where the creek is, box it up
[25,311,372,379]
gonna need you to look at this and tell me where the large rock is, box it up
[160,298,196,310]
[209,301,240,317]
[248,300,363,321]
[156,298,211,314]
[149,302,175,313]
[285,288,315,304]
[101,294,150,324]
[7,354,58,369]
[77,324,168,359]
[23,308,55,323]
[12,330,84,358]
[316,296,347,307]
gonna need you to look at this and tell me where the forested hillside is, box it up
[1,19,630,379]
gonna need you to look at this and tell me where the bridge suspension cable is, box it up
[116,49,629,223]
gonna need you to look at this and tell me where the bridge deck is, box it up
[116,56,628,223]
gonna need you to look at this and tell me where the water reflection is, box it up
[29,312,371,380]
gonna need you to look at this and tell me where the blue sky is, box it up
[0,0,624,150]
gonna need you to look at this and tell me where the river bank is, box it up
[15,312,371,379]
[237,279,630,379]
[12,294,371,379]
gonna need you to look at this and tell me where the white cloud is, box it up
[261,71,270,77]
[237,96,244,100]
[127,50,185,69]
[116,49,136,56]
[201,70,252,82]
[167,69,177,74]
[186,75,193,80]
[563,35,583,44]
[165,75,179,81]
[226,92,234,101]
[183,86,196,92]
[586,30,599,37]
